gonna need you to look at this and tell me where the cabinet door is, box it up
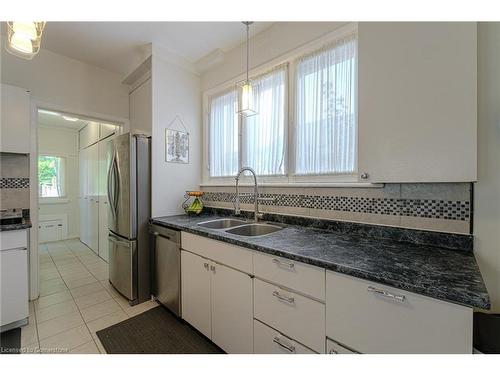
[357,22,477,182]
[0,248,29,326]
[129,78,152,134]
[79,197,89,246]
[0,84,30,153]
[87,143,99,253]
[211,262,253,354]
[87,199,99,254]
[98,140,110,261]
[181,250,212,339]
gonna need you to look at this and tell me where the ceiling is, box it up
[37,22,274,76]
[38,110,88,131]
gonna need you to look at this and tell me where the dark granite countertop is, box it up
[151,213,490,309]
[0,218,32,232]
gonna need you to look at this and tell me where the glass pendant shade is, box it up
[6,22,46,60]
[236,78,259,117]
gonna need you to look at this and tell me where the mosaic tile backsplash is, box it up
[0,153,30,210]
[0,177,30,189]
[201,183,472,234]
[203,192,470,221]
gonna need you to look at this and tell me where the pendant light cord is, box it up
[246,22,249,82]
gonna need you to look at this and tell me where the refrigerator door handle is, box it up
[107,152,116,218]
[113,155,120,215]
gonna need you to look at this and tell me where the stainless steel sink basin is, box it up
[225,223,283,237]
[197,218,248,229]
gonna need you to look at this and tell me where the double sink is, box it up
[197,218,283,237]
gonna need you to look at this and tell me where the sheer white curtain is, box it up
[208,90,239,177]
[242,66,286,176]
[294,33,357,175]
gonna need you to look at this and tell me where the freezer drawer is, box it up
[151,225,181,317]
[108,232,137,301]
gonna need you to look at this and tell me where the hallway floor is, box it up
[21,239,158,354]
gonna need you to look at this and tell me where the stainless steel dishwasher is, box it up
[150,224,181,317]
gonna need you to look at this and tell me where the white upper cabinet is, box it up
[129,78,152,135]
[357,22,477,182]
[1,84,31,154]
[79,121,100,149]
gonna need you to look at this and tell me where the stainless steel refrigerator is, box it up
[107,133,151,305]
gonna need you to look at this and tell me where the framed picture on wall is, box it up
[165,128,189,164]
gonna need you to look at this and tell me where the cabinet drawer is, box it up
[181,232,252,274]
[254,278,325,353]
[253,252,325,300]
[326,338,357,354]
[254,319,316,354]
[326,271,473,354]
[0,230,28,251]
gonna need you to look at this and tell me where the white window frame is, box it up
[38,154,68,203]
[202,22,358,186]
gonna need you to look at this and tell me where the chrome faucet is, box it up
[234,167,263,221]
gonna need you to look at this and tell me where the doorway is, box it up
[36,108,121,262]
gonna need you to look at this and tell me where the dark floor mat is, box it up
[96,306,224,354]
[1,328,21,354]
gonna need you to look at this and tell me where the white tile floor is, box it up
[21,239,158,354]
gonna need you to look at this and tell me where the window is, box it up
[208,66,287,178]
[38,155,66,198]
[204,25,358,184]
[242,66,286,176]
[208,90,239,177]
[294,33,357,175]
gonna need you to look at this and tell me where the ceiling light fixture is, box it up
[5,22,46,60]
[38,109,60,116]
[62,116,80,122]
[236,21,258,117]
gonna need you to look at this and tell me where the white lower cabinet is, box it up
[254,319,316,354]
[0,230,29,329]
[181,250,253,353]
[181,250,212,338]
[211,261,253,353]
[180,232,474,355]
[254,278,325,353]
[325,271,473,354]
[326,338,357,354]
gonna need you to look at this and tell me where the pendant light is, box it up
[5,22,46,60]
[236,21,258,117]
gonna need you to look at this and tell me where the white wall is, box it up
[1,44,130,299]
[475,23,500,313]
[201,22,346,91]
[1,44,129,119]
[151,45,201,217]
[38,126,80,239]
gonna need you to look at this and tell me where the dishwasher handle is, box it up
[152,231,170,241]
[149,225,180,244]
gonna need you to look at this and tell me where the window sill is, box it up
[39,198,70,205]
[200,182,384,188]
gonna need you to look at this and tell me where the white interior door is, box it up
[87,143,99,253]
[79,147,89,246]
[211,262,254,353]
[181,250,212,339]
[98,139,110,261]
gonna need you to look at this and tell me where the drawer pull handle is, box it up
[203,263,209,270]
[272,258,295,269]
[273,337,296,353]
[367,286,406,302]
[272,290,295,304]
[329,349,338,354]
